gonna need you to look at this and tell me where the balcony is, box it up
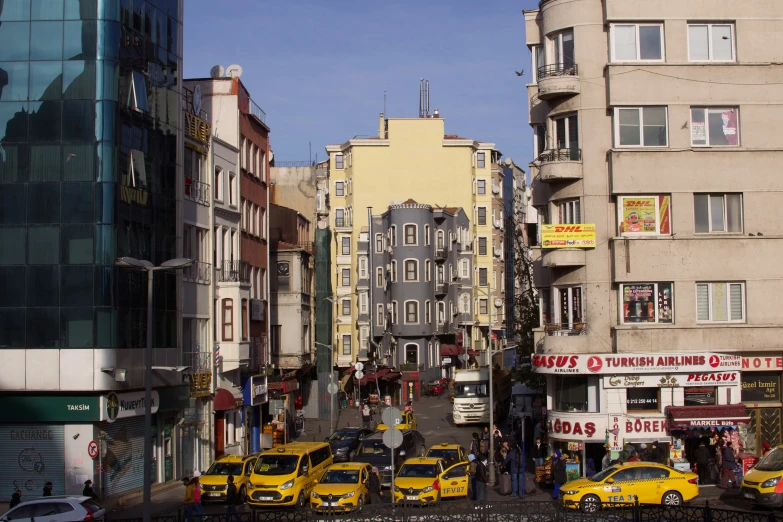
[542,248,586,268]
[335,217,352,230]
[537,149,583,183]
[215,260,251,283]
[184,350,212,373]
[184,177,210,206]
[183,261,211,284]
[535,323,591,354]
[435,283,448,295]
[437,322,452,334]
[536,64,580,101]
[434,247,448,261]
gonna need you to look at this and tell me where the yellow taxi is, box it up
[310,462,372,512]
[425,443,467,467]
[742,445,783,507]
[199,454,258,503]
[247,442,333,509]
[377,411,417,431]
[560,462,699,513]
[392,457,469,504]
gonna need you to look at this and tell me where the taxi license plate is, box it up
[744,493,755,500]
[323,502,337,506]
[208,493,221,497]
[406,496,418,501]
[260,496,274,501]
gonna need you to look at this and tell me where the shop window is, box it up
[620,283,673,324]
[684,387,717,406]
[618,195,671,235]
[691,108,739,147]
[554,375,587,412]
[626,387,659,412]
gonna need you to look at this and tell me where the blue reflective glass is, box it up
[29,144,61,180]
[95,224,115,264]
[30,61,62,100]
[61,182,94,223]
[62,99,95,140]
[0,183,25,224]
[0,308,26,347]
[27,265,59,306]
[0,62,29,101]
[27,307,59,347]
[0,143,29,182]
[0,0,30,21]
[95,100,116,141]
[97,20,120,60]
[61,306,94,347]
[28,101,61,141]
[27,182,60,223]
[65,0,97,20]
[63,143,95,181]
[95,183,115,222]
[61,224,93,263]
[95,307,114,347]
[0,226,26,264]
[31,0,63,20]
[30,21,63,60]
[64,20,97,59]
[0,266,26,306]
[63,60,96,99]
[0,22,30,61]
[96,60,118,101]
[28,225,59,264]
[61,265,93,305]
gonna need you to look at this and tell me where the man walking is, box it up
[361,402,373,430]
[225,476,240,522]
[369,467,382,505]
[475,455,489,504]
[552,451,568,500]
[43,481,53,496]
[468,454,478,501]
[720,442,737,488]
[502,441,525,499]
[695,442,711,485]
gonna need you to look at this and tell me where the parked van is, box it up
[247,442,333,509]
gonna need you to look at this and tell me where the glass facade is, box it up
[0,0,182,350]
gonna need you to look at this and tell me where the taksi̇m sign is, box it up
[532,353,741,374]
[101,391,160,422]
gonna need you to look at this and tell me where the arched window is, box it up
[405,343,419,365]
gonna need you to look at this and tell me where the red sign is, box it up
[686,372,737,384]
[625,418,666,436]
[532,353,741,374]
[587,356,603,373]
[742,356,783,371]
[551,418,596,437]
[87,440,99,459]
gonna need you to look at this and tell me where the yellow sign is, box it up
[541,224,596,249]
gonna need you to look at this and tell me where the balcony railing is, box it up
[184,177,210,206]
[543,322,587,336]
[435,283,448,295]
[434,247,447,260]
[537,148,582,163]
[215,260,251,283]
[183,261,211,284]
[248,98,267,125]
[537,63,579,79]
[335,218,351,228]
[184,350,212,373]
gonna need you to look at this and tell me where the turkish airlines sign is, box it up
[603,372,739,388]
[532,353,741,374]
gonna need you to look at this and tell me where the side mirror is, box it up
[605,478,614,484]
[399,450,406,457]
[302,466,309,475]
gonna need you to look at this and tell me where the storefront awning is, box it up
[213,388,242,411]
[441,344,461,356]
[342,366,355,376]
[358,369,391,385]
[667,404,750,429]
[381,371,401,381]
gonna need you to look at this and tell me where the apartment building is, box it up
[525,0,783,471]
[325,114,507,396]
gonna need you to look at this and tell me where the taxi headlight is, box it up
[342,491,356,498]
[393,486,400,492]
[761,477,782,488]
[247,482,255,490]
[280,479,294,490]
[422,485,434,493]
[311,491,318,498]
[562,490,579,495]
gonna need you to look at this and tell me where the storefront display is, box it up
[741,357,783,456]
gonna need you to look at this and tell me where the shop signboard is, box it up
[603,372,739,388]
[623,416,668,440]
[620,283,673,324]
[619,195,671,235]
[251,374,269,406]
[0,396,100,423]
[684,388,717,406]
[541,224,596,249]
[741,373,781,403]
[547,412,606,441]
[101,391,160,422]
[742,356,783,371]
[533,352,741,374]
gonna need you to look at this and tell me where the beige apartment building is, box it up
[525,0,783,469]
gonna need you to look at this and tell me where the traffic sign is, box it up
[382,428,404,449]
[355,370,365,380]
[327,383,339,395]
[381,407,402,427]
[460,353,470,362]
[354,362,364,372]
[87,440,99,459]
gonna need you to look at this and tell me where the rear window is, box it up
[81,500,103,513]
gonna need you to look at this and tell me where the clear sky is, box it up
[183,0,539,167]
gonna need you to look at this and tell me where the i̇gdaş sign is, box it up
[547,412,605,440]
[532,353,741,374]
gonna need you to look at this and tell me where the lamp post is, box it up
[315,341,335,433]
[115,256,194,522]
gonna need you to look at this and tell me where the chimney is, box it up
[433,109,439,118]
[379,112,385,138]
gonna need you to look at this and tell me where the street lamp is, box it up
[115,256,194,522]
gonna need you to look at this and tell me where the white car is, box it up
[1,496,105,522]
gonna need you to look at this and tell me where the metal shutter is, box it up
[0,425,65,501]
[100,416,147,497]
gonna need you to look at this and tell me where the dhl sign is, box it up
[541,224,596,249]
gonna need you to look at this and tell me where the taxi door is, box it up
[298,454,315,496]
[408,412,417,430]
[360,466,370,497]
[440,462,470,498]
[641,466,671,504]
[602,468,640,504]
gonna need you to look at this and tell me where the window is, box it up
[557,199,581,224]
[611,24,664,61]
[404,260,418,281]
[214,167,223,201]
[405,301,419,324]
[129,71,149,112]
[222,299,233,341]
[341,268,350,287]
[620,283,674,324]
[277,262,290,291]
[478,207,487,226]
[341,298,351,316]
[685,387,717,406]
[694,194,743,233]
[626,388,659,412]
[377,304,384,326]
[359,292,368,314]
[342,334,351,355]
[335,209,345,227]
[460,260,470,278]
[241,299,248,340]
[532,45,546,80]
[477,152,485,168]
[477,180,486,195]
[616,107,667,147]
[555,286,583,327]
[540,288,552,325]
[425,300,431,324]
[335,153,344,169]
[405,343,418,365]
[228,172,236,206]
[550,29,575,68]
[438,302,446,324]
[390,260,397,282]
[554,375,587,412]
[359,257,368,278]
[424,225,430,246]
[479,299,488,315]
[478,268,488,286]
[376,267,384,288]
[390,225,397,246]
[391,301,398,324]
[437,230,445,248]
[478,237,487,256]
[691,108,739,147]
[260,208,266,239]
[335,181,345,197]
[424,260,431,282]
[341,236,350,255]
[460,294,471,314]
[696,282,745,323]
[688,24,734,62]
[437,264,445,284]
[404,224,417,245]
[535,125,547,156]
[554,114,578,153]
[618,195,671,235]
[375,233,384,253]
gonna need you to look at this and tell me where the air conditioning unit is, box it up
[494,220,502,229]
[492,185,501,195]
[386,264,391,271]
[386,245,393,254]
[387,303,393,312]
[494,248,502,257]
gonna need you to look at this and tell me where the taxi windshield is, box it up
[359,440,390,457]
[589,466,618,482]
[320,469,360,484]
[427,449,459,462]
[398,464,439,478]
[206,462,244,476]
[329,430,359,442]
[755,448,783,471]
[254,455,299,475]
[455,382,488,398]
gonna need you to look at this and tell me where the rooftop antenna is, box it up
[384,90,386,115]
[418,79,430,118]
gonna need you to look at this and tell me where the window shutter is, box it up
[696,284,710,320]
[730,283,743,321]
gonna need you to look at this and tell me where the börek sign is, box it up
[532,353,741,374]
[603,372,739,388]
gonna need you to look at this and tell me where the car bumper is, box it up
[393,492,438,504]
[247,489,296,507]
[200,491,227,502]
[311,499,359,512]
[741,487,783,507]
[332,453,351,462]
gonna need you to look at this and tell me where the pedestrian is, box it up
[532,438,547,468]
[623,441,635,461]
[533,421,545,443]
[475,455,489,504]
[43,481,53,496]
[695,442,710,485]
[224,475,239,522]
[83,480,98,500]
[470,432,481,456]
[468,454,478,501]
[481,426,490,442]
[638,443,650,462]
[182,478,196,522]
[763,442,772,456]
[601,449,612,471]
[493,424,503,447]
[720,442,737,488]
[627,450,639,463]
[369,467,382,505]
[478,439,488,461]
[403,401,414,414]
[502,442,525,499]
[362,402,373,430]
[9,489,21,508]
[552,450,568,500]
[190,472,204,516]
[649,442,661,464]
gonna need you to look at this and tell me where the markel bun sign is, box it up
[532,352,741,374]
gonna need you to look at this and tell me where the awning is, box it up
[358,369,391,385]
[441,344,461,356]
[342,366,355,376]
[382,371,402,381]
[213,388,242,411]
[667,404,750,429]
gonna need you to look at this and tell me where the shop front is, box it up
[741,355,783,455]
[242,374,268,453]
[544,412,606,480]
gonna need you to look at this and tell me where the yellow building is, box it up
[325,114,507,373]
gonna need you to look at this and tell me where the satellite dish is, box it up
[494,298,504,308]
[504,157,513,166]
[209,65,225,79]
[226,64,243,78]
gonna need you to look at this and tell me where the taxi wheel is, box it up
[580,495,600,514]
[661,491,683,506]
[239,486,247,504]
[297,491,306,509]
[357,495,364,508]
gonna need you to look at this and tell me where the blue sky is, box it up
[184,0,539,167]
